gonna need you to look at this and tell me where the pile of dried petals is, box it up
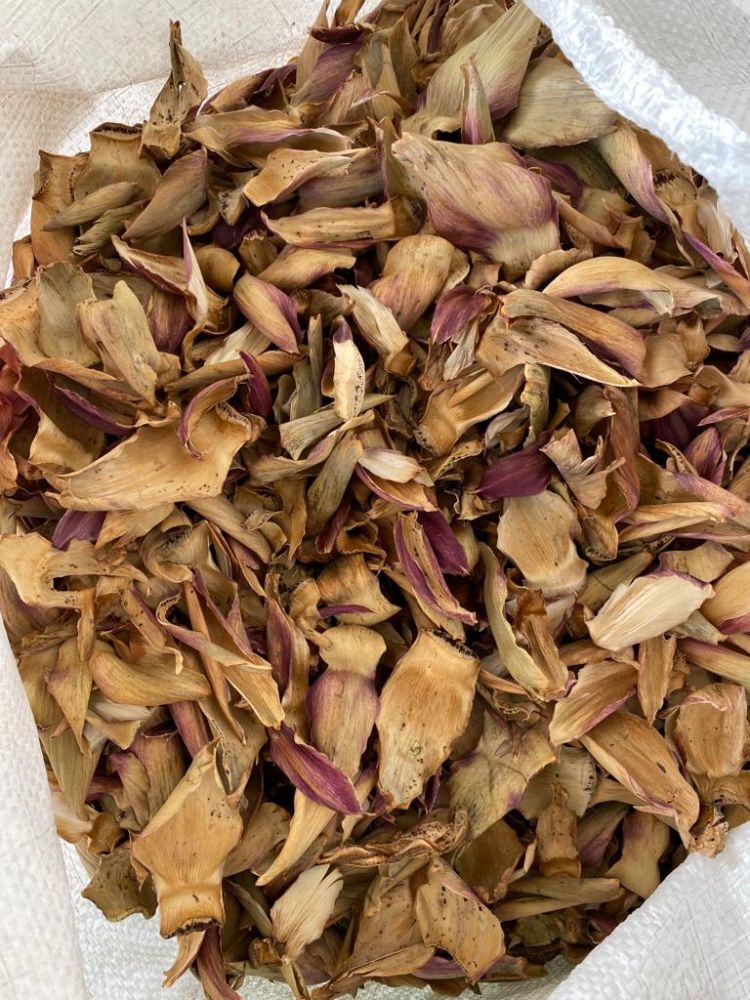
[2,0,750,995]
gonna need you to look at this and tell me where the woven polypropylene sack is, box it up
[2,2,750,998]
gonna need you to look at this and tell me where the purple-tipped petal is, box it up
[239,352,272,419]
[394,513,475,625]
[684,427,725,484]
[418,510,469,575]
[431,286,493,344]
[266,599,293,690]
[268,722,361,814]
[318,604,373,618]
[522,155,585,203]
[478,432,552,499]
[52,510,105,550]
[51,385,134,437]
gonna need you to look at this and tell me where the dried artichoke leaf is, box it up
[131,741,243,937]
[392,134,559,278]
[581,711,700,840]
[549,660,637,746]
[605,812,670,898]
[90,643,210,706]
[423,1,539,118]
[448,714,555,839]
[143,21,208,160]
[496,492,587,598]
[673,683,748,777]
[82,848,157,922]
[588,571,714,650]
[502,58,617,148]
[415,857,505,982]
[478,314,638,387]
[503,287,646,379]
[124,149,208,243]
[54,407,252,511]
[377,630,479,809]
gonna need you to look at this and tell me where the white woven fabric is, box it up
[525,0,750,244]
[2,1,750,997]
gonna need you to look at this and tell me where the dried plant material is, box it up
[637,635,677,724]
[309,624,383,776]
[271,865,343,962]
[415,857,505,981]
[496,493,587,597]
[681,639,750,688]
[142,20,207,160]
[131,742,243,937]
[331,320,365,420]
[588,572,714,650]
[269,722,361,814]
[535,784,580,878]
[377,631,479,808]
[338,284,411,375]
[369,235,459,330]
[478,315,638,387]
[449,714,555,838]
[481,545,565,698]
[454,818,524,903]
[76,280,170,405]
[702,560,750,633]
[234,274,300,353]
[90,643,210,706]
[502,59,617,148]
[549,660,637,746]
[581,713,700,841]
[5,4,750,996]
[673,684,748,777]
[392,134,559,278]
[502,288,646,379]
[82,848,157,922]
[605,812,670,898]
[423,1,539,118]
[56,408,253,511]
[124,149,208,243]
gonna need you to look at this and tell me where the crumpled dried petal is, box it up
[392,134,559,278]
[449,714,555,839]
[581,712,700,841]
[394,512,475,625]
[502,58,617,148]
[338,283,411,375]
[142,21,207,160]
[673,683,748,778]
[377,631,479,808]
[54,407,252,511]
[496,492,587,597]
[415,857,505,982]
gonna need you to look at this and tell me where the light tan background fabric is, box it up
[1,1,750,997]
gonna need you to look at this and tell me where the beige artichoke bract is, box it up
[5,1,750,996]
